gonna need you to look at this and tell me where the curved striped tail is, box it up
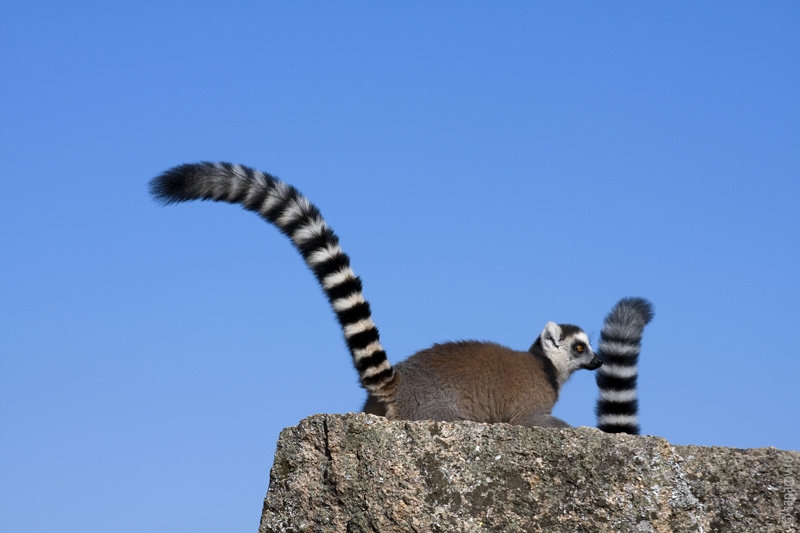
[149,162,396,401]
[595,297,654,435]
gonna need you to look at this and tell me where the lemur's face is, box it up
[569,333,602,371]
[540,323,602,380]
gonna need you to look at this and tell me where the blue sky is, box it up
[2,2,799,532]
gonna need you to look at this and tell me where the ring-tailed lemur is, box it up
[595,297,654,434]
[150,162,646,429]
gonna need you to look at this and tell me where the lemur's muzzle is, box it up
[584,356,602,370]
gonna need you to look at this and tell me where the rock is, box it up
[259,413,799,533]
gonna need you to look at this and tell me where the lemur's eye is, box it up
[576,343,585,353]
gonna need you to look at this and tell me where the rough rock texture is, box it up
[260,414,799,533]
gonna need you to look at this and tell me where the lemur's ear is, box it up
[540,322,562,351]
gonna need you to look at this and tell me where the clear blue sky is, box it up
[2,2,798,532]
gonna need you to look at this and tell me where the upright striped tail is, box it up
[149,162,396,401]
[595,297,654,435]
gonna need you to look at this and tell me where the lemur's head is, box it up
[533,322,601,386]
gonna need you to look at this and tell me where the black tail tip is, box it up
[148,163,204,205]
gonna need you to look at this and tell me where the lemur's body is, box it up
[150,162,649,430]
[363,330,598,428]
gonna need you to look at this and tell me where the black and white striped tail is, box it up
[595,297,654,435]
[149,162,396,399]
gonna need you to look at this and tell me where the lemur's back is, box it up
[388,341,559,424]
